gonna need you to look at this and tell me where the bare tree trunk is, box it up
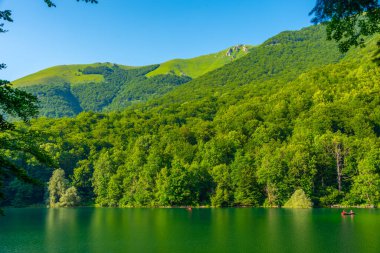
[335,145,342,192]
[323,134,349,193]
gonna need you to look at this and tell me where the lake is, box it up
[0,208,379,253]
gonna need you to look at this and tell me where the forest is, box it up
[17,64,191,117]
[1,25,380,208]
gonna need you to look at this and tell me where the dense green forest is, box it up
[2,25,380,208]
[15,64,192,117]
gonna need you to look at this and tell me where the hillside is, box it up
[12,26,342,118]
[13,64,193,117]
[13,64,159,117]
[12,46,251,118]
[148,25,344,108]
[146,45,253,78]
[12,63,136,87]
[4,25,380,209]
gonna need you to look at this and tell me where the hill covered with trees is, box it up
[12,64,191,117]
[12,46,251,118]
[2,25,380,208]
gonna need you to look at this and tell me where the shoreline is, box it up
[2,204,378,209]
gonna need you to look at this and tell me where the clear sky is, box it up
[0,0,316,81]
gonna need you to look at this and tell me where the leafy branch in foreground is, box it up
[44,0,98,7]
[310,0,380,53]
[0,80,39,131]
[0,128,56,214]
[0,0,98,213]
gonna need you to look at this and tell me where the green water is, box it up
[0,208,379,253]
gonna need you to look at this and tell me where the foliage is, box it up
[1,3,39,128]
[48,169,68,207]
[0,0,99,214]
[283,189,313,208]
[210,164,233,207]
[348,149,380,206]
[319,187,343,207]
[3,179,38,207]
[48,169,80,207]
[59,186,81,207]
[44,0,98,8]
[310,0,380,52]
[0,81,38,130]
[0,125,54,212]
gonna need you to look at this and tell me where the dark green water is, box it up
[0,208,379,253]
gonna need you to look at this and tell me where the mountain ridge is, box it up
[12,45,253,86]
[12,26,344,119]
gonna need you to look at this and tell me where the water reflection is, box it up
[287,209,313,252]
[45,208,90,253]
[1,208,379,253]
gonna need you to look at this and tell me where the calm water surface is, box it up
[0,208,379,253]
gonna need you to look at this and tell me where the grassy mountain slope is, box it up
[12,63,136,87]
[146,45,253,78]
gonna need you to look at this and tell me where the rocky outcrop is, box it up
[226,45,249,56]
[226,48,233,56]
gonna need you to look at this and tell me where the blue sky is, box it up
[0,0,316,81]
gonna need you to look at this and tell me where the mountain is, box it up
[12,46,251,118]
[146,26,344,109]
[12,64,166,117]
[5,25,380,209]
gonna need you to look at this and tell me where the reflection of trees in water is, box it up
[45,208,82,253]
